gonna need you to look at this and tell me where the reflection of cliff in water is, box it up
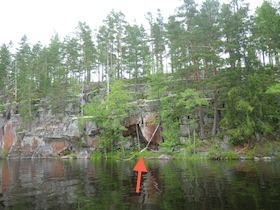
[141,165,162,209]
[0,159,97,209]
[155,160,280,210]
[0,159,279,209]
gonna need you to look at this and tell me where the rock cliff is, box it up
[0,99,162,158]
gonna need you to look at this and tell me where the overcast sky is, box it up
[0,0,264,46]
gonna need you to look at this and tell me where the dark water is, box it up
[0,158,279,210]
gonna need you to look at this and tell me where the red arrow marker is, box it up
[133,157,147,193]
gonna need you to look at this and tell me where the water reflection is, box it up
[0,159,279,209]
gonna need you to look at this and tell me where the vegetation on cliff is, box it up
[0,0,279,157]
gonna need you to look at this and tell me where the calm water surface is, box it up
[0,158,279,210]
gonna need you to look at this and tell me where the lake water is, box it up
[0,158,279,210]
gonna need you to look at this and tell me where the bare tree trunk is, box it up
[85,55,90,83]
[97,64,100,83]
[189,41,206,140]
[274,52,277,66]
[198,105,205,139]
[188,124,191,141]
[14,60,18,100]
[262,51,265,66]
[269,51,273,66]
[151,43,155,74]
[212,96,218,135]
[193,128,196,154]
[110,44,113,78]
[160,51,163,73]
[212,68,218,135]
[87,68,90,83]
[194,58,205,139]
[101,64,104,83]
[81,76,84,117]
[136,123,140,151]
[119,38,123,79]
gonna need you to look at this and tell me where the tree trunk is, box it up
[274,52,278,66]
[85,56,90,83]
[14,61,18,100]
[262,51,265,66]
[119,38,123,79]
[193,128,196,154]
[212,95,218,135]
[136,123,140,151]
[195,58,205,139]
[212,68,218,135]
[87,68,90,83]
[191,43,205,139]
[198,105,205,139]
[110,44,113,78]
[101,64,104,82]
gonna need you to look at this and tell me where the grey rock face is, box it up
[158,154,173,160]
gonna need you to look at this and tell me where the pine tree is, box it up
[77,22,97,83]
[217,0,279,143]
[220,0,251,69]
[47,34,68,113]
[253,1,280,66]
[123,24,150,80]
[0,43,12,93]
[99,11,127,79]
[165,15,186,74]
[96,25,109,83]
[176,0,209,138]
[146,9,166,73]
[63,35,80,79]
[197,0,222,135]
[15,35,37,123]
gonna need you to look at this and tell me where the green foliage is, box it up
[159,95,180,150]
[245,146,257,159]
[123,24,150,79]
[146,10,166,73]
[245,141,280,158]
[147,72,169,101]
[263,141,280,157]
[60,150,77,158]
[221,67,278,144]
[137,150,160,158]
[77,21,97,83]
[177,89,208,110]
[0,149,8,158]
[177,88,209,140]
[84,79,135,151]
[147,72,181,150]
[208,143,221,158]
[267,83,280,94]
[0,43,11,91]
[208,144,238,160]
[221,151,238,160]
[104,150,124,159]
[254,1,280,58]
[90,151,102,160]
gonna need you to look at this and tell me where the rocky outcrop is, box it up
[0,97,162,158]
[139,112,161,148]
[158,154,173,160]
[0,103,100,158]
[125,111,162,150]
[0,85,165,158]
